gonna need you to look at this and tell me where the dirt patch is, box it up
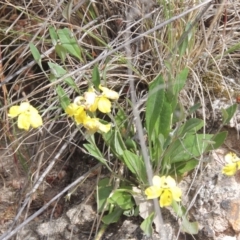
[1,128,240,240]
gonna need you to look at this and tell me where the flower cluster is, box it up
[8,102,43,131]
[65,85,119,133]
[145,175,182,208]
[222,152,240,176]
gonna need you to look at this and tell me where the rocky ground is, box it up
[1,124,240,240]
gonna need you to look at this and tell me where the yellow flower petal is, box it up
[222,163,238,176]
[28,106,39,114]
[74,109,87,124]
[65,103,79,116]
[29,112,43,128]
[98,122,111,133]
[164,176,177,188]
[19,102,31,112]
[73,96,84,105]
[83,117,99,133]
[225,152,240,163]
[98,97,111,113]
[152,175,162,188]
[145,186,163,199]
[171,187,182,202]
[145,175,182,208]
[99,85,119,100]
[8,106,20,118]
[18,113,31,131]
[160,189,172,207]
[84,92,97,108]
[88,98,98,112]
[237,161,240,169]
[9,102,41,130]
[75,106,85,115]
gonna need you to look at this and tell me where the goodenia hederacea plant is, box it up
[145,69,228,176]
[145,71,187,170]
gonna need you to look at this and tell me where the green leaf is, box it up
[164,134,213,163]
[97,178,112,212]
[189,103,201,114]
[140,212,154,237]
[102,207,123,225]
[108,190,134,210]
[165,131,227,165]
[146,75,173,141]
[123,207,139,217]
[49,26,58,46]
[57,28,82,61]
[205,131,227,152]
[172,202,198,234]
[56,85,70,110]
[29,43,41,63]
[172,102,186,124]
[221,104,237,124]
[172,201,185,217]
[175,159,198,175]
[178,24,191,57]
[49,26,67,62]
[114,109,135,139]
[112,130,126,157]
[48,62,79,93]
[62,0,73,23]
[179,37,188,57]
[103,130,126,159]
[158,98,172,138]
[48,62,65,78]
[115,109,127,127]
[55,44,67,62]
[122,150,147,183]
[125,138,137,151]
[150,133,163,164]
[146,75,165,138]
[177,118,204,136]
[29,43,43,70]
[181,216,198,234]
[121,150,139,174]
[173,68,189,95]
[83,143,108,167]
[92,65,100,90]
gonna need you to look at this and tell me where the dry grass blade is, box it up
[0,162,101,240]
[0,0,212,89]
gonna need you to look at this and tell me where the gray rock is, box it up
[36,217,68,236]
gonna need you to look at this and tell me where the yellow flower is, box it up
[8,106,21,117]
[222,152,240,176]
[83,89,112,113]
[83,117,111,133]
[65,103,80,116]
[73,96,84,105]
[98,121,111,133]
[65,103,87,124]
[145,175,182,208]
[97,96,111,113]
[99,85,119,100]
[76,86,119,114]
[74,108,87,124]
[84,91,98,112]
[8,102,43,131]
